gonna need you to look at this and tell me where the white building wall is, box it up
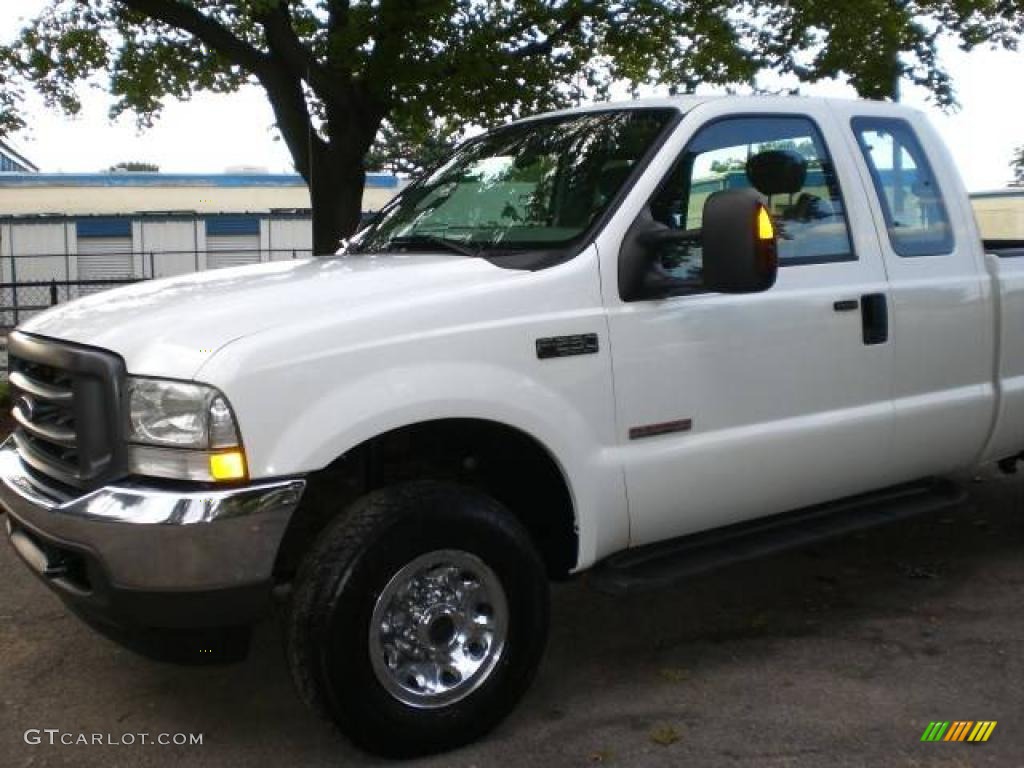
[266,217,314,260]
[2,220,68,282]
[0,220,71,324]
[971,194,1024,240]
[259,219,271,260]
[0,183,399,217]
[138,218,201,277]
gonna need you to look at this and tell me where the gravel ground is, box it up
[1,469,1022,768]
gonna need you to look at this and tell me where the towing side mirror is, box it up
[701,188,778,294]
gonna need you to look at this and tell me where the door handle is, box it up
[860,293,888,345]
[833,299,859,312]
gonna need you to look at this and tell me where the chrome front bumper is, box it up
[0,439,304,596]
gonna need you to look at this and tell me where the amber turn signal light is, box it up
[209,450,246,481]
[757,205,775,240]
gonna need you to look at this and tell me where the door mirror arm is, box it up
[619,189,779,301]
[618,207,705,302]
[636,227,703,299]
[636,227,702,250]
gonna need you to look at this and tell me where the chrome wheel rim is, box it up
[369,549,509,709]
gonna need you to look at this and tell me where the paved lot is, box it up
[2,470,1022,768]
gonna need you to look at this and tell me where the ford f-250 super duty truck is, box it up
[2,96,1022,757]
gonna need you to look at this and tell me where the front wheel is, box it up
[285,482,550,758]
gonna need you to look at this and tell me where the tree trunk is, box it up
[310,158,366,255]
[253,65,382,255]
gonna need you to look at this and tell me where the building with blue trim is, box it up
[0,171,404,318]
[0,141,37,174]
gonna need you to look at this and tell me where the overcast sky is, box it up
[1,2,1021,191]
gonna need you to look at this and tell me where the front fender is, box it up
[259,359,624,570]
[196,253,629,569]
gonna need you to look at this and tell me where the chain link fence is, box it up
[0,279,141,328]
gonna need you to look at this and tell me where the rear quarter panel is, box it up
[981,252,1024,462]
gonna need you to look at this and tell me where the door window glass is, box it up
[648,115,855,290]
[852,118,954,257]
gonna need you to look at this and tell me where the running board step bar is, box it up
[590,480,967,595]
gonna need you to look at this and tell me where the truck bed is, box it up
[984,239,1024,259]
[983,247,1024,462]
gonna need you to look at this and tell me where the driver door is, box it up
[600,103,899,546]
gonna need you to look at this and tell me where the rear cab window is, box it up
[851,117,955,257]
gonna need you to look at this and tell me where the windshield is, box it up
[350,108,676,262]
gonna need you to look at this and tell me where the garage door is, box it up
[206,216,261,269]
[76,219,134,296]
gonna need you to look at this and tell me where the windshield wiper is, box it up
[383,234,482,258]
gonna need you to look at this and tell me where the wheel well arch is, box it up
[274,418,579,581]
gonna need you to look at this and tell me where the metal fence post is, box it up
[10,244,18,326]
[50,280,58,306]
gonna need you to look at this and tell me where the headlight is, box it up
[126,377,246,482]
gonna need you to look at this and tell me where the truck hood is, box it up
[20,254,521,379]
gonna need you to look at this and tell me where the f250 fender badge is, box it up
[536,333,599,359]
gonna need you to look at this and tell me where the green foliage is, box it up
[1012,145,1024,186]
[108,160,160,172]
[1,1,1021,246]
[709,139,822,174]
[710,157,746,174]
[4,2,1020,136]
[366,121,459,175]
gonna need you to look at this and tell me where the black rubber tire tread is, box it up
[285,480,549,758]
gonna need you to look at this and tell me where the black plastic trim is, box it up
[984,239,1024,259]
[591,479,965,594]
[4,513,263,663]
[8,331,127,490]
[861,292,889,345]
[536,333,599,359]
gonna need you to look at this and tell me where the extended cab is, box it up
[2,96,1022,757]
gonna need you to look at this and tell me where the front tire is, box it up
[286,481,550,757]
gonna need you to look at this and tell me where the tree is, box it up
[1,2,1022,253]
[1012,146,1024,187]
[366,121,458,176]
[108,160,160,172]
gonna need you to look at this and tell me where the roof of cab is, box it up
[510,93,918,126]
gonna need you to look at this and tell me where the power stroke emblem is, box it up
[535,333,599,360]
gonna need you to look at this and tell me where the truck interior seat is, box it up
[745,149,807,199]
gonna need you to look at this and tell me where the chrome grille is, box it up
[7,331,127,490]
[10,362,79,474]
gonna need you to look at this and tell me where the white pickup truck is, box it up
[2,96,1022,757]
